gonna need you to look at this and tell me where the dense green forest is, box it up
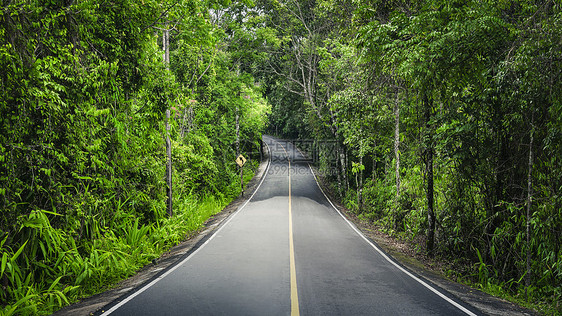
[1,0,561,314]
[256,0,561,313]
[0,0,269,314]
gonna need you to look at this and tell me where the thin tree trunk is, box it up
[341,148,349,192]
[423,93,435,254]
[335,145,343,198]
[236,106,240,157]
[357,155,363,213]
[372,154,376,182]
[394,92,401,200]
[236,105,244,196]
[162,29,166,62]
[426,144,435,254]
[165,109,173,216]
[163,28,170,69]
[163,23,172,216]
[525,116,534,301]
[554,196,560,295]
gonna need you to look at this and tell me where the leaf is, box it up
[11,240,28,263]
[48,276,63,292]
[1,252,7,276]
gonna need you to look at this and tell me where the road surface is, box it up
[100,136,480,316]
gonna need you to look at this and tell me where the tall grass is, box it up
[0,190,241,315]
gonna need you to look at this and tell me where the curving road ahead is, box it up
[99,136,481,316]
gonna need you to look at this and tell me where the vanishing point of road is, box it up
[99,136,481,316]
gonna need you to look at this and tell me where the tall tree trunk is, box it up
[165,109,173,216]
[525,116,534,301]
[356,154,364,212]
[343,148,349,191]
[236,105,244,196]
[554,195,561,293]
[335,144,343,198]
[163,28,170,69]
[394,92,401,201]
[423,93,435,254]
[161,22,172,216]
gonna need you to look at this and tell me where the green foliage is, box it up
[1,0,269,314]
[256,0,561,312]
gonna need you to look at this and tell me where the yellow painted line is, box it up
[288,158,300,316]
[276,140,300,316]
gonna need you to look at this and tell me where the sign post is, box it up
[236,154,246,195]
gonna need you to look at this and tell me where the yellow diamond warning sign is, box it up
[235,154,247,167]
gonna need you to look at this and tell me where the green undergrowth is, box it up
[0,196,219,316]
[0,163,258,316]
[446,258,562,316]
[337,178,561,316]
[445,269,561,315]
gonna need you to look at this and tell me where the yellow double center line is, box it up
[278,141,300,316]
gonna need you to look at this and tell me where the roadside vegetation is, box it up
[0,0,268,314]
[253,0,561,314]
[2,0,561,315]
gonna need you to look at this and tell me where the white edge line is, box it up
[101,141,272,315]
[302,151,477,316]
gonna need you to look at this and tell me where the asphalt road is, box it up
[100,136,481,316]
